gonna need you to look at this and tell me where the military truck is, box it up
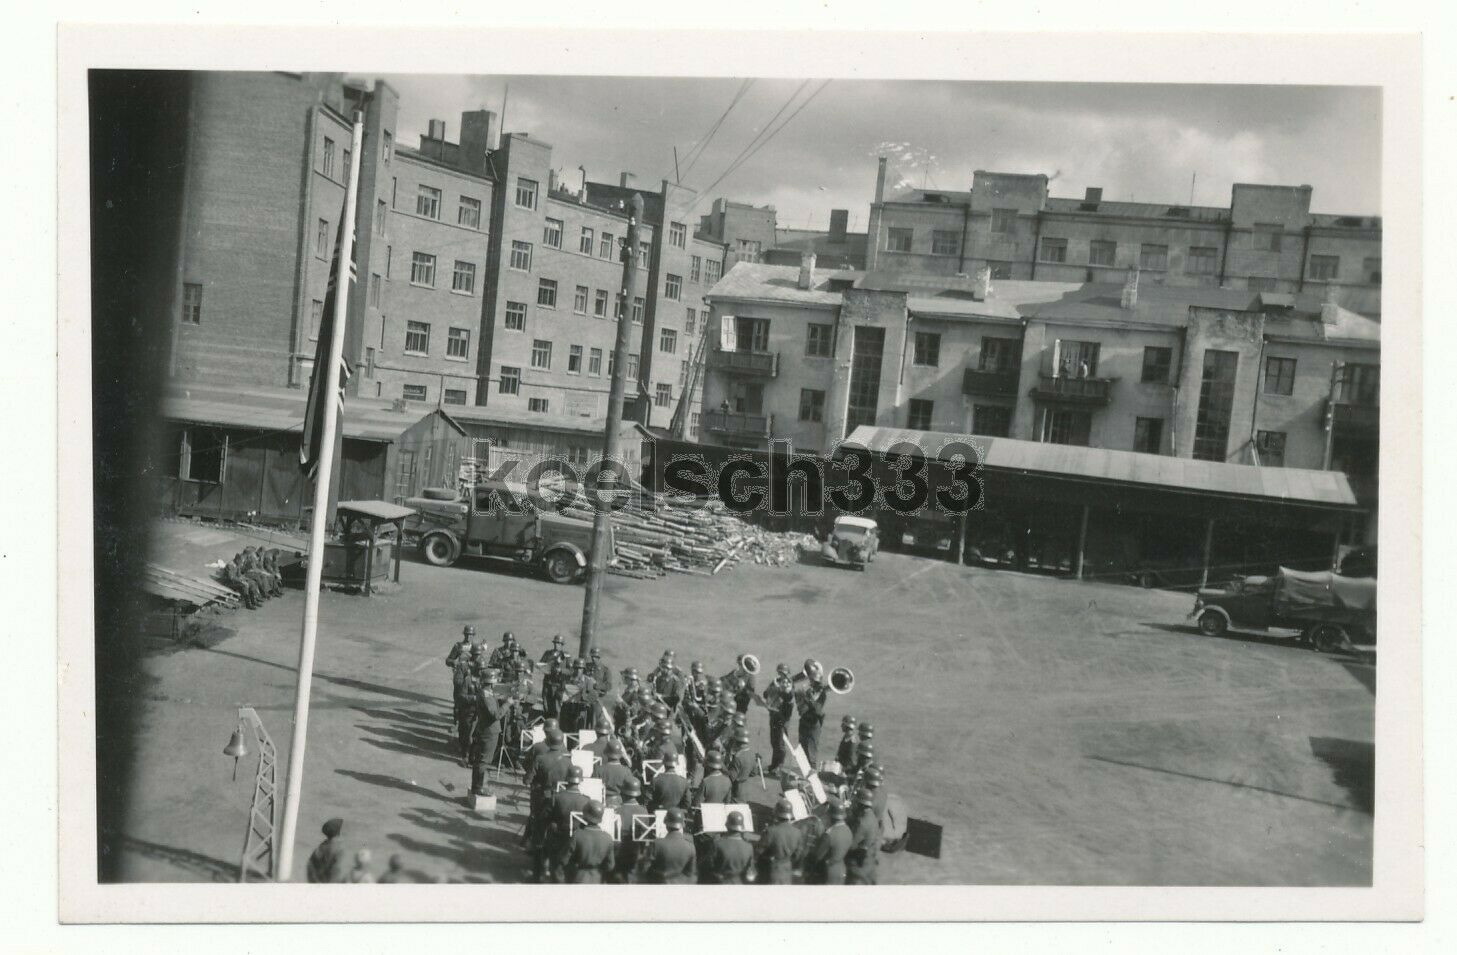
[401,481,611,584]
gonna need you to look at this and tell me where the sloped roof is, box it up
[840,426,1358,509]
[706,262,862,307]
[161,384,417,442]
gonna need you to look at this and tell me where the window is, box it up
[385,245,391,278]
[447,327,470,360]
[907,399,934,431]
[416,185,441,219]
[568,344,583,374]
[607,353,615,377]
[451,260,476,294]
[410,252,436,287]
[1141,346,1173,384]
[321,137,335,177]
[528,397,550,413]
[690,411,701,434]
[979,336,1021,372]
[733,315,771,353]
[639,240,652,261]
[543,218,563,249]
[510,240,533,271]
[537,279,558,308]
[181,283,202,324]
[680,360,689,385]
[1264,357,1297,396]
[499,366,521,395]
[1055,340,1100,377]
[405,321,430,355]
[626,353,640,379]
[574,285,589,314]
[368,273,381,307]
[971,405,1011,437]
[632,297,645,324]
[342,149,351,181]
[655,383,673,408]
[593,290,608,318]
[1192,349,1239,461]
[665,274,683,300]
[382,130,392,163]
[1039,238,1068,264]
[806,323,833,358]
[1254,223,1283,252]
[658,328,677,354]
[315,218,329,258]
[567,446,590,466]
[670,221,687,248]
[614,294,626,321]
[1338,364,1380,405]
[504,301,527,331]
[990,263,1012,280]
[1187,246,1217,275]
[588,348,603,376]
[1089,240,1116,267]
[685,309,697,336]
[1044,409,1092,446]
[443,389,467,406]
[515,178,539,209]
[1363,257,1382,283]
[1133,417,1164,454]
[376,199,387,235]
[736,239,761,260]
[599,232,614,258]
[799,388,825,423]
[991,208,1017,233]
[932,230,961,256]
[176,427,228,483]
[913,331,941,367]
[403,384,427,402]
[1139,244,1169,271]
[1309,255,1340,281]
[705,260,722,284]
[1255,430,1287,467]
[690,255,702,282]
[309,299,323,340]
[578,227,595,255]
[458,196,481,229]
[530,339,552,369]
[886,228,913,253]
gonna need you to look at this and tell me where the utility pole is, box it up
[673,146,681,185]
[579,193,644,657]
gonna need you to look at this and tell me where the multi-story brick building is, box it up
[864,163,1382,317]
[700,259,1378,489]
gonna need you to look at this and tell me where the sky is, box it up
[371,75,1382,232]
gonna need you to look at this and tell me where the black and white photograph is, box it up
[47,20,1431,930]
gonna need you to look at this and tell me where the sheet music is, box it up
[570,749,597,777]
[783,790,811,821]
[805,774,827,805]
[785,734,812,776]
[579,777,605,804]
[631,810,667,841]
[698,802,755,833]
[575,728,597,749]
[569,807,620,839]
[529,725,546,745]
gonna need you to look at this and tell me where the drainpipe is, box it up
[1029,209,1043,280]
[1247,335,1267,464]
[957,202,971,274]
[1216,217,1232,286]
[1297,225,1311,292]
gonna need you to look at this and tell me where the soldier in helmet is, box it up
[835,715,860,779]
[489,631,522,680]
[805,800,852,885]
[613,777,651,883]
[724,726,754,802]
[710,810,754,884]
[539,633,569,669]
[645,807,696,885]
[763,663,796,773]
[793,659,829,767]
[522,717,560,778]
[525,728,573,880]
[466,667,503,798]
[757,798,805,884]
[695,749,733,807]
[648,752,691,812]
[613,668,642,729]
[540,657,568,722]
[546,765,594,883]
[563,799,616,884]
[600,737,637,802]
[646,650,685,711]
[844,789,881,885]
[582,646,613,695]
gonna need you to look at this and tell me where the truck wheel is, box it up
[1311,624,1347,653]
[1197,609,1228,637]
[543,550,578,584]
[421,533,457,567]
[1138,571,1159,589]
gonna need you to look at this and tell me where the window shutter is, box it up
[719,314,737,352]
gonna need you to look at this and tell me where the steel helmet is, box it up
[725,811,745,832]
[620,776,641,797]
[664,807,685,829]
[567,765,585,784]
[774,799,794,821]
[584,800,604,823]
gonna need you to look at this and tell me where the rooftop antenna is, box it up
[1190,171,1197,205]
[500,82,509,141]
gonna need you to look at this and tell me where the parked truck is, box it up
[1189,566,1376,653]
[401,481,612,584]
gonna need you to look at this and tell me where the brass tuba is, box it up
[737,653,761,676]
[829,666,855,695]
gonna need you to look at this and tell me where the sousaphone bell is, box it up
[737,653,761,676]
[828,666,855,695]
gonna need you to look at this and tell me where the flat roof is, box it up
[839,426,1358,509]
[161,384,414,442]
[337,500,417,521]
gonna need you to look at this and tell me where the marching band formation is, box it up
[444,625,900,884]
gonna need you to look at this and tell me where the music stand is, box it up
[804,774,828,806]
[783,733,813,776]
[698,803,756,834]
[631,811,667,842]
[782,790,811,821]
[569,749,598,778]
[569,807,621,839]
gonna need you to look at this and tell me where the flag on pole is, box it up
[300,214,356,480]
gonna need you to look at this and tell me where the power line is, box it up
[691,79,809,200]
[691,79,832,214]
[678,78,754,182]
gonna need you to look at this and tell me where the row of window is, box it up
[414,184,484,230]
[402,321,472,360]
[403,251,477,294]
[400,383,469,405]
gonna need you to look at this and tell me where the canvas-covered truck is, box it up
[401,481,612,584]
[1190,567,1376,653]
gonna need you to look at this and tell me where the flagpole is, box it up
[276,112,365,881]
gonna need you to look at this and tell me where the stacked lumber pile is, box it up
[556,491,813,580]
[141,562,241,610]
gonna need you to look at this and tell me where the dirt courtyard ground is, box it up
[114,522,1374,885]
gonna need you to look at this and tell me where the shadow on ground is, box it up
[1308,737,1375,814]
[110,832,237,883]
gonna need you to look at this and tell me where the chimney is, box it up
[974,264,992,301]
[1121,269,1140,309]
[1085,186,1103,204]
[874,157,888,204]
[620,172,635,188]
[829,209,848,243]
[1321,283,1341,325]
[798,251,817,290]
[427,119,446,141]
[548,169,560,194]
[458,110,496,173]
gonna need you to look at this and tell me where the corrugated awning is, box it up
[337,500,417,521]
[839,426,1358,509]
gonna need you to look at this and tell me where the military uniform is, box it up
[764,679,795,771]
[794,680,828,767]
[724,747,754,802]
[845,811,881,884]
[564,824,616,884]
[525,747,573,867]
[540,667,568,722]
[757,819,804,885]
[696,771,733,806]
[835,733,860,778]
[467,689,502,795]
[601,761,637,802]
[646,664,685,711]
[711,832,755,884]
[805,819,852,885]
[648,769,691,812]
[546,786,594,882]
[583,660,613,694]
[646,830,697,884]
[454,669,482,760]
[305,834,346,883]
[614,799,652,883]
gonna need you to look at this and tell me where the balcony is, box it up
[962,368,1020,398]
[1029,374,1114,405]
[702,410,771,437]
[707,347,779,378]
[1326,399,1379,434]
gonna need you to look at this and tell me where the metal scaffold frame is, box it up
[234,706,278,882]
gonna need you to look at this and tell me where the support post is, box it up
[1074,504,1090,580]
[1199,516,1216,589]
[579,194,645,658]
[956,510,968,566]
